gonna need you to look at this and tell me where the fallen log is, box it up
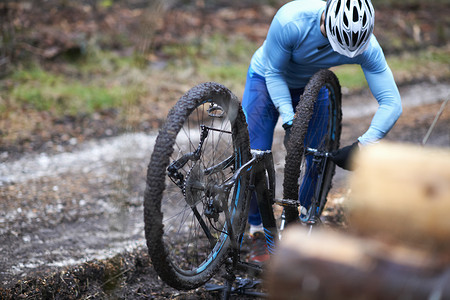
[347,142,450,254]
[266,143,450,299]
[266,226,450,300]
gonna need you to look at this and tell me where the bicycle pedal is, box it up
[235,277,261,289]
[274,198,299,207]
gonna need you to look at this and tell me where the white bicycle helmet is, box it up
[325,0,375,58]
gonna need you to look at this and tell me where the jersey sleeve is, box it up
[358,38,402,145]
[263,19,300,125]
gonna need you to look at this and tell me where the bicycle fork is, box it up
[277,147,332,235]
[249,150,278,255]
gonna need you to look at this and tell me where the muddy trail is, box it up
[1,81,449,299]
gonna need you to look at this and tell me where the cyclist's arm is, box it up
[263,19,300,125]
[359,42,402,145]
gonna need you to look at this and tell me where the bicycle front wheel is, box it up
[144,82,251,290]
[283,69,342,223]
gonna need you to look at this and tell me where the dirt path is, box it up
[1,82,449,298]
[0,133,155,282]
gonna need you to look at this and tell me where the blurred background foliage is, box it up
[0,0,448,152]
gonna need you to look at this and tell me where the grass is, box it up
[388,48,450,74]
[1,49,147,117]
[331,65,367,91]
[1,33,448,123]
[0,1,448,151]
[10,73,125,114]
[161,33,449,94]
[161,33,257,94]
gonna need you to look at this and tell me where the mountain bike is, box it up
[143,69,342,298]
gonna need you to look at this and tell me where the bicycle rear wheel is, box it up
[283,69,342,223]
[144,82,251,290]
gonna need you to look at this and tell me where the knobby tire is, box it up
[283,69,342,223]
[144,82,251,290]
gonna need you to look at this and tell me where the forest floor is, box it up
[0,83,447,299]
[0,1,449,299]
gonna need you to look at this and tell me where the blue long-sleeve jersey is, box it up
[250,0,402,145]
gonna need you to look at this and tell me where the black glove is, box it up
[283,122,292,149]
[330,141,360,171]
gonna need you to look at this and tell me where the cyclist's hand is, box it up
[330,141,360,171]
[283,122,293,149]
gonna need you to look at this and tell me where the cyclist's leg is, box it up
[297,87,330,209]
[242,67,278,234]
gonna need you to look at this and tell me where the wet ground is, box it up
[0,81,449,298]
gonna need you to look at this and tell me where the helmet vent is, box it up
[353,6,359,22]
[352,32,359,46]
[360,30,367,43]
[343,32,349,46]
[365,0,372,16]
[336,0,341,17]
[325,0,375,57]
[336,31,343,44]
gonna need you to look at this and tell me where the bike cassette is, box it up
[184,162,204,206]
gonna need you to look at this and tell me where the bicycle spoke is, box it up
[163,105,235,269]
[191,205,217,247]
[144,82,250,289]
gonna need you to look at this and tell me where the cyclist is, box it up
[242,0,402,262]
